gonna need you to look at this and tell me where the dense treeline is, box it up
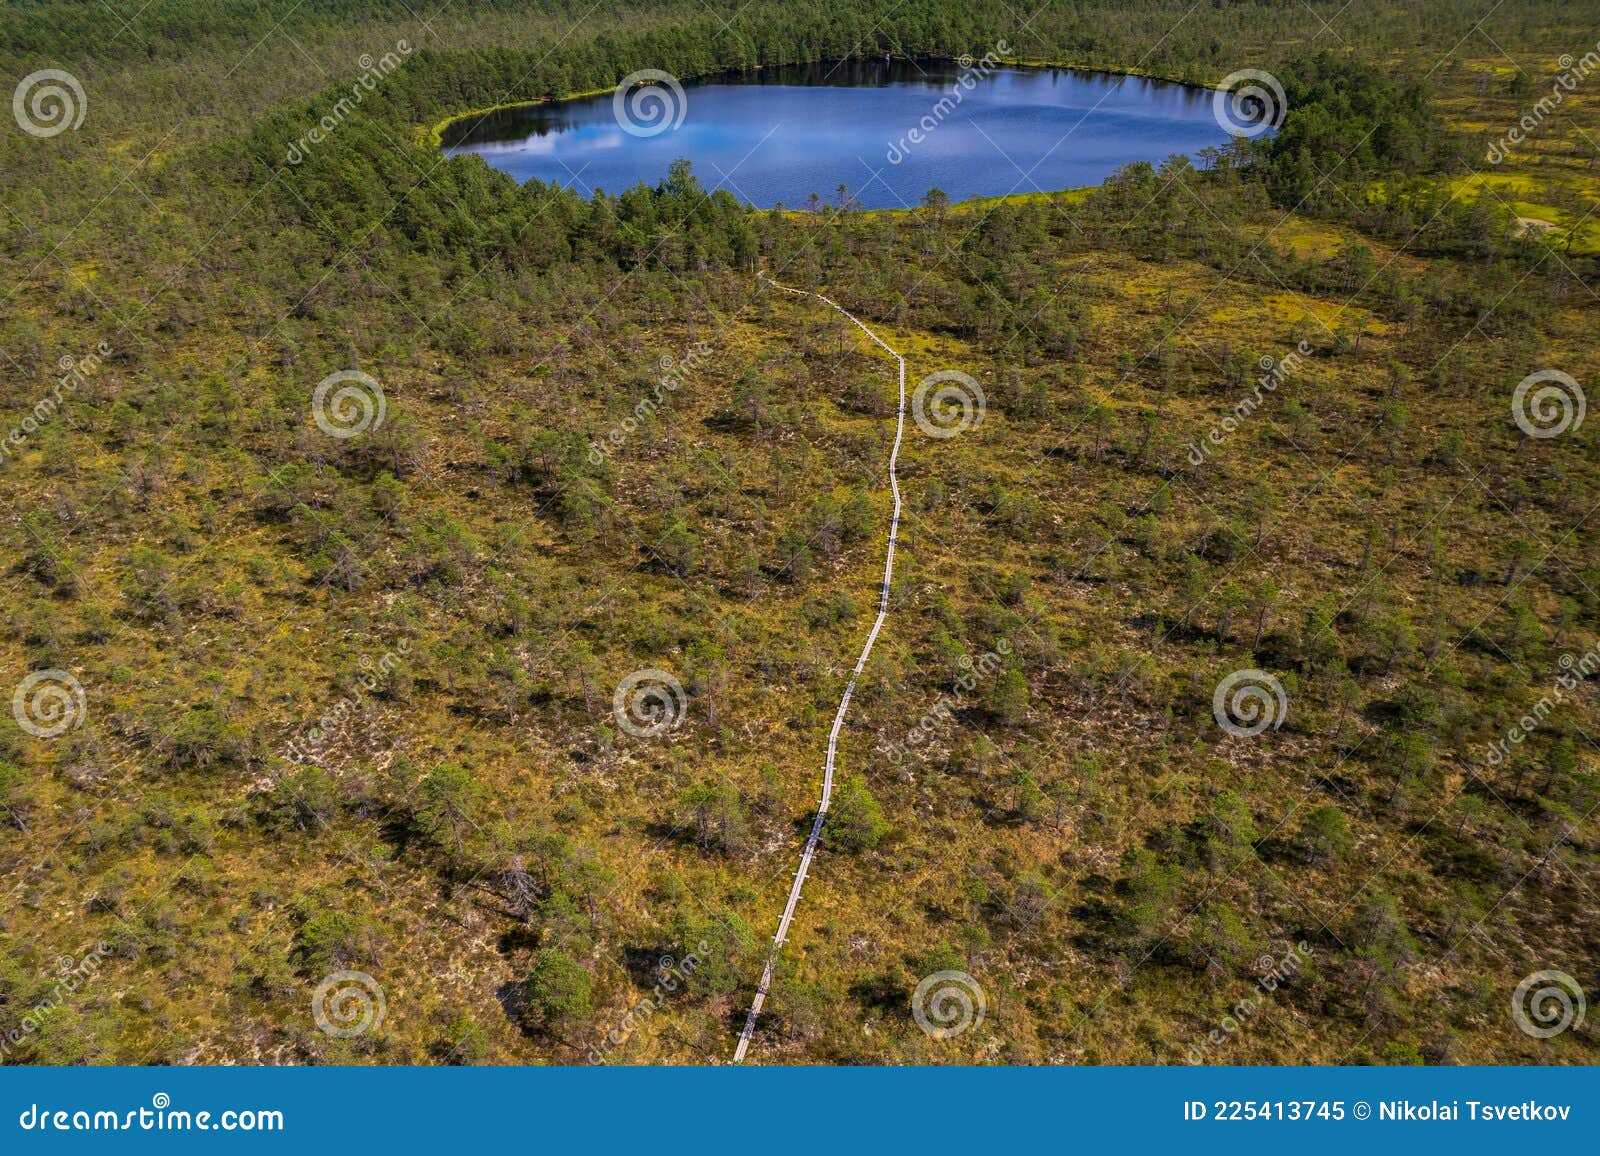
[1264,54,1468,205]
[248,30,1528,282]
[4,0,1588,77]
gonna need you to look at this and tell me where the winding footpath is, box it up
[733,272,907,1063]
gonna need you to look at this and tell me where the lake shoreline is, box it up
[429,56,1226,211]
[422,54,1219,154]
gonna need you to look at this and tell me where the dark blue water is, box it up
[442,59,1228,209]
